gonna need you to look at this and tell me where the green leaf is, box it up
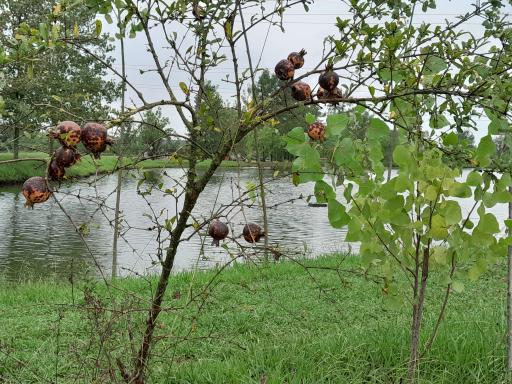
[466,171,482,186]
[314,181,335,203]
[430,215,448,239]
[328,199,350,228]
[443,201,462,225]
[442,132,458,146]
[448,182,471,198]
[326,114,348,137]
[179,82,189,95]
[475,135,496,167]
[429,114,449,129]
[334,138,355,166]
[95,19,103,36]
[369,118,389,139]
[284,127,306,156]
[393,145,412,166]
[424,55,447,75]
[305,113,316,124]
[476,213,499,234]
[452,280,464,293]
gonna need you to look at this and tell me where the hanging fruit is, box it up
[51,121,81,148]
[243,223,265,243]
[291,82,312,101]
[81,122,114,159]
[274,59,295,81]
[54,146,81,168]
[208,220,229,247]
[48,160,65,181]
[22,176,52,208]
[192,1,206,20]
[316,87,343,101]
[287,49,307,69]
[318,63,339,92]
[308,121,326,141]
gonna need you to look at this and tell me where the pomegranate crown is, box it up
[324,62,334,71]
[299,48,307,56]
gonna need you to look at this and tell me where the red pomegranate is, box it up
[318,64,339,91]
[54,146,81,168]
[208,220,229,246]
[274,59,295,81]
[243,223,264,243]
[48,160,65,181]
[81,122,114,159]
[22,176,52,208]
[51,121,81,148]
[291,82,312,101]
[287,49,307,69]
[308,122,326,141]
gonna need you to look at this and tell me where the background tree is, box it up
[0,0,118,158]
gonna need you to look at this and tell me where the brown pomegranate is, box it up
[51,121,81,148]
[54,146,81,168]
[317,87,342,101]
[287,49,307,69]
[308,122,326,141]
[81,122,114,159]
[243,223,264,243]
[318,64,339,92]
[48,160,65,181]
[208,220,229,247]
[22,176,52,208]
[291,82,312,101]
[192,3,206,20]
[274,59,295,81]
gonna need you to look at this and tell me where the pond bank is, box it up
[0,152,289,185]
[0,254,506,383]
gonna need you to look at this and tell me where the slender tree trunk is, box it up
[507,185,512,370]
[238,2,269,259]
[407,248,430,383]
[13,126,20,159]
[112,16,126,280]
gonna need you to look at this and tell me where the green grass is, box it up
[0,255,509,383]
[0,152,286,184]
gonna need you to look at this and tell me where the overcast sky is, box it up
[102,0,512,137]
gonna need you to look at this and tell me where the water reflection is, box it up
[0,168,508,281]
[0,168,349,281]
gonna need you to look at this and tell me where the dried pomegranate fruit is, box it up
[54,147,81,168]
[243,223,264,243]
[51,121,81,148]
[274,59,295,81]
[22,176,52,208]
[308,122,326,141]
[209,220,229,247]
[192,1,206,20]
[48,160,65,181]
[291,82,312,101]
[81,122,114,159]
[287,49,307,69]
[318,63,339,92]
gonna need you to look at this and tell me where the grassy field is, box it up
[0,152,284,184]
[0,254,508,383]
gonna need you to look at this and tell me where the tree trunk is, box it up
[507,185,512,370]
[112,14,126,280]
[13,125,20,159]
[407,248,430,383]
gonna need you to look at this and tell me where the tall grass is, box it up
[0,255,508,383]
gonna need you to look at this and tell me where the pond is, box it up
[0,168,508,281]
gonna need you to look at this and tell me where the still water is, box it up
[0,168,508,281]
[0,168,351,281]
